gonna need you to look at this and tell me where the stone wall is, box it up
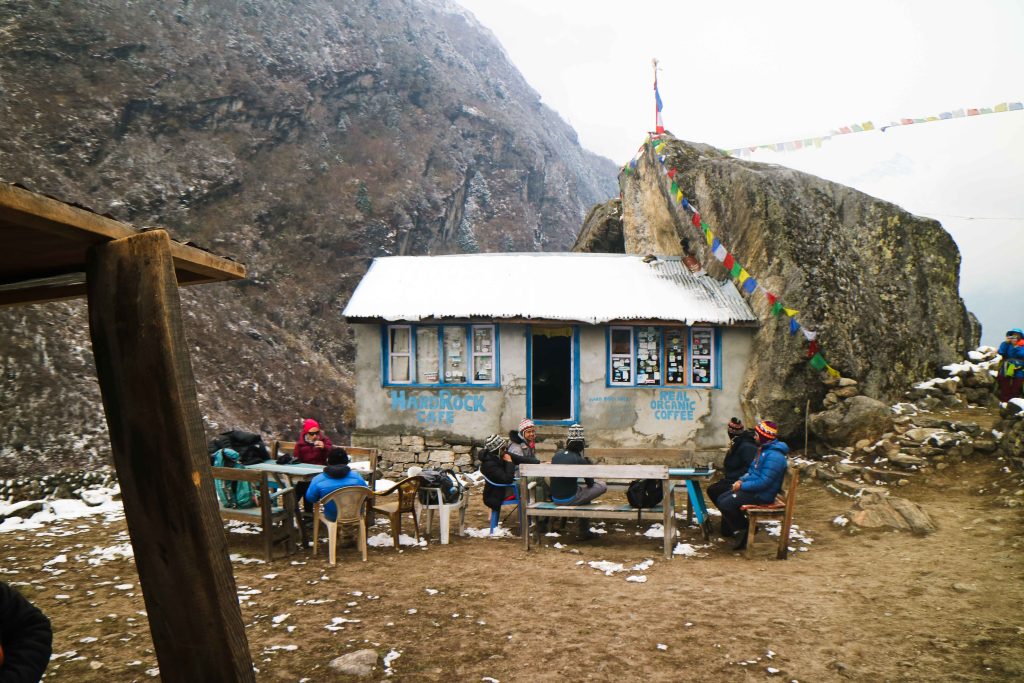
[1,469,117,505]
[352,433,477,478]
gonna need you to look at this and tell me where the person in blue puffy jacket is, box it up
[997,328,1024,402]
[715,420,789,550]
[305,448,368,522]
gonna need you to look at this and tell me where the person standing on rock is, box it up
[996,328,1024,402]
[715,420,789,551]
[707,417,758,536]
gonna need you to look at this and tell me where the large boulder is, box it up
[573,199,625,253]
[587,136,976,435]
[809,396,894,446]
[848,492,936,535]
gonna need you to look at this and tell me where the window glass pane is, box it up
[690,328,714,385]
[665,328,686,384]
[635,326,661,385]
[415,326,439,383]
[611,328,632,355]
[390,356,410,382]
[389,327,410,353]
[443,327,467,383]
[471,326,495,382]
[610,327,632,384]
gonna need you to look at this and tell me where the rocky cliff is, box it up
[0,0,617,476]
[575,136,976,437]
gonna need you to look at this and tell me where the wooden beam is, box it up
[86,230,255,683]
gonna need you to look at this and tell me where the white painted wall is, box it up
[352,322,754,455]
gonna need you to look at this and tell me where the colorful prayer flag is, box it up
[765,292,777,306]
[730,262,742,278]
[826,365,841,378]
[783,307,798,317]
[654,77,665,134]
[809,353,827,371]
[723,253,735,270]
[771,301,783,316]
[713,242,728,262]
[742,277,757,294]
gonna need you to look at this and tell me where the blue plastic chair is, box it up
[481,474,521,534]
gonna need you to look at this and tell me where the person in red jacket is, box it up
[293,418,333,466]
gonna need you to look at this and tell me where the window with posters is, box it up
[606,325,717,388]
[383,323,498,387]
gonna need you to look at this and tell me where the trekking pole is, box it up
[804,398,811,458]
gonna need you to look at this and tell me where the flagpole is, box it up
[652,58,659,135]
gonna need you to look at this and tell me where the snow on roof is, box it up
[342,253,758,325]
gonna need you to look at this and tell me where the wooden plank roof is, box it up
[0,183,245,307]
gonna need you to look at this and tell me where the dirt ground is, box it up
[6,418,1024,682]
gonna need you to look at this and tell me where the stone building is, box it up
[343,253,757,473]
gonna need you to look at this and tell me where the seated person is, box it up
[715,420,790,550]
[478,434,516,514]
[294,419,333,466]
[507,418,540,464]
[1,581,52,683]
[304,448,367,522]
[707,417,758,533]
[550,424,607,506]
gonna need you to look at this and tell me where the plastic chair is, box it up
[312,486,373,564]
[481,473,522,535]
[417,485,469,544]
[371,476,425,550]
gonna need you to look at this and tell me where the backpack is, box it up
[626,478,663,509]
[418,469,464,505]
[208,429,270,466]
[210,448,257,509]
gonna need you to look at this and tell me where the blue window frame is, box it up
[606,325,719,388]
[381,323,500,388]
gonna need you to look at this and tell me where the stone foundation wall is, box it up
[351,433,478,477]
[1,469,117,504]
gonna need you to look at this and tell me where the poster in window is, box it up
[635,326,660,385]
[691,358,711,384]
[691,329,712,357]
[665,330,686,384]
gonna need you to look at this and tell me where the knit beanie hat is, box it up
[484,434,507,453]
[754,420,778,442]
[727,417,744,436]
[566,424,585,445]
[518,418,535,432]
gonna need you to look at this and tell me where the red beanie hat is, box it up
[754,420,778,442]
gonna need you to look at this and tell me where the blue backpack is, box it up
[211,448,257,509]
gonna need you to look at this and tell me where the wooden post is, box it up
[86,230,255,682]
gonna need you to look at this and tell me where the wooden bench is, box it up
[210,466,297,561]
[518,464,679,559]
[741,466,800,560]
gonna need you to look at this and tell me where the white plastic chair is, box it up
[416,485,469,544]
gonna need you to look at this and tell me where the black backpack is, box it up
[208,429,270,466]
[418,469,464,505]
[626,479,663,509]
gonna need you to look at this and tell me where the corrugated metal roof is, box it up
[342,253,758,325]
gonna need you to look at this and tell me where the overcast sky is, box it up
[456,0,1023,347]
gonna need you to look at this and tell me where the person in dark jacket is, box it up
[479,434,516,512]
[305,448,368,522]
[715,420,790,550]
[0,581,52,683]
[707,417,758,534]
[294,418,333,466]
[997,328,1024,402]
[550,424,607,505]
[507,418,540,465]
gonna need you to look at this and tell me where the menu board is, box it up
[665,330,686,384]
[635,326,661,385]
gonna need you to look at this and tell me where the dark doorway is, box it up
[531,329,572,421]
